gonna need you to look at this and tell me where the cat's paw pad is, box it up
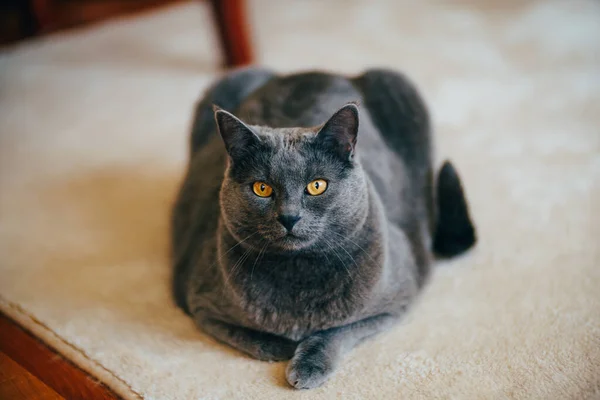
[285,336,336,389]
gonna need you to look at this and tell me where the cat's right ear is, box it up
[316,103,359,162]
[213,105,260,159]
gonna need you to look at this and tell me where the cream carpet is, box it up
[1,1,599,399]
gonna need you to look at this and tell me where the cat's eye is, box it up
[306,179,328,196]
[252,181,273,197]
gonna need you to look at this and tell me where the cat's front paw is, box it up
[285,335,337,389]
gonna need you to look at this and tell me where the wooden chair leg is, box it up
[209,0,254,67]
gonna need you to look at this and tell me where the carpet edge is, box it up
[0,297,143,400]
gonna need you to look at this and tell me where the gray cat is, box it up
[171,67,476,389]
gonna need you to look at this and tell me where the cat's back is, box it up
[236,71,362,128]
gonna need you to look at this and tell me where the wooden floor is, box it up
[0,313,121,400]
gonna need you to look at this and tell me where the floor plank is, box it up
[0,352,64,400]
[0,313,121,400]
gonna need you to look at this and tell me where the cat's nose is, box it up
[278,214,301,232]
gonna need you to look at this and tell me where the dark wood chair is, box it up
[3,0,254,67]
[209,0,253,67]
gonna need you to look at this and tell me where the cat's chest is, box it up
[242,287,361,340]
[231,257,367,339]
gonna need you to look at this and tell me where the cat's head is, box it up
[216,103,369,252]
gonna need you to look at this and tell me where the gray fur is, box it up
[171,67,476,389]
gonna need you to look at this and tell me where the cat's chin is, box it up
[272,234,314,252]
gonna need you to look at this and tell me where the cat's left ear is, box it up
[316,103,359,161]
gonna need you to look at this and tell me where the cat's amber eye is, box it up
[252,181,273,197]
[306,179,328,196]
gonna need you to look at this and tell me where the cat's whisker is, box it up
[326,237,373,302]
[320,244,332,264]
[215,231,259,267]
[234,245,256,276]
[250,241,269,283]
[219,231,260,293]
[328,230,381,269]
[322,236,352,279]
[336,242,361,271]
[228,246,253,284]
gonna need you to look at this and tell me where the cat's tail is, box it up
[433,161,477,258]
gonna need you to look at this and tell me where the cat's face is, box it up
[217,104,369,252]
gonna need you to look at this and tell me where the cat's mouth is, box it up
[281,232,303,242]
[273,232,312,250]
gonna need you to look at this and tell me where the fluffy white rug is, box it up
[1,0,599,398]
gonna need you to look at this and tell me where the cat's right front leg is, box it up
[199,317,298,362]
